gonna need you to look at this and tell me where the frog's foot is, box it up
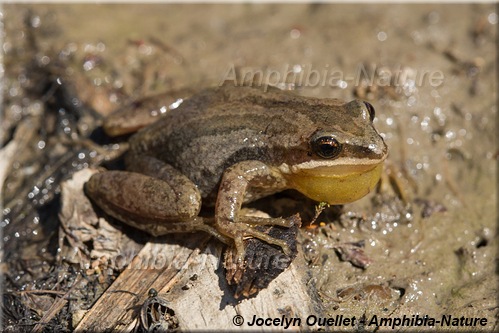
[195,222,233,245]
[194,218,293,260]
[226,217,296,264]
[239,215,295,228]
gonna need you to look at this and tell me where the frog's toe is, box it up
[236,223,292,256]
[233,237,247,264]
[241,215,296,228]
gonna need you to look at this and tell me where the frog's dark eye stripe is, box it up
[311,136,342,159]
[364,102,375,122]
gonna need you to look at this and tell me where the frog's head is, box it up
[280,100,388,204]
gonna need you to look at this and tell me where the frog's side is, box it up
[85,84,387,262]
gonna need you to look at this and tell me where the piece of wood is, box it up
[65,170,323,331]
[0,117,38,198]
[75,233,323,331]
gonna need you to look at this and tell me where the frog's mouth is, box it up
[281,159,385,205]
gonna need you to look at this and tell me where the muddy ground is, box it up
[1,3,497,332]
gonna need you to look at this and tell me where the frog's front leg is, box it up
[85,155,230,244]
[215,160,295,263]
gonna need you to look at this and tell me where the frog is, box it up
[84,83,388,263]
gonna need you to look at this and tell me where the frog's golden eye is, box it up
[364,102,375,122]
[311,136,342,159]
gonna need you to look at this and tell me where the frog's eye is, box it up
[311,136,342,159]
[364,102,375,122]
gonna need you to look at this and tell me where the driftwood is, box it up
[59,170,323,331]
[75,237,322,331]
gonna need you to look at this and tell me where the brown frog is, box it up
[85,84,387,263]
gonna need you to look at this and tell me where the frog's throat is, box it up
[279,159,384,205]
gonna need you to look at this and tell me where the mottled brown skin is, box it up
[85,84,387,262]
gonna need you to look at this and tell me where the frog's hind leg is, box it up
[85,155,204,237]
[126,153,202,213]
